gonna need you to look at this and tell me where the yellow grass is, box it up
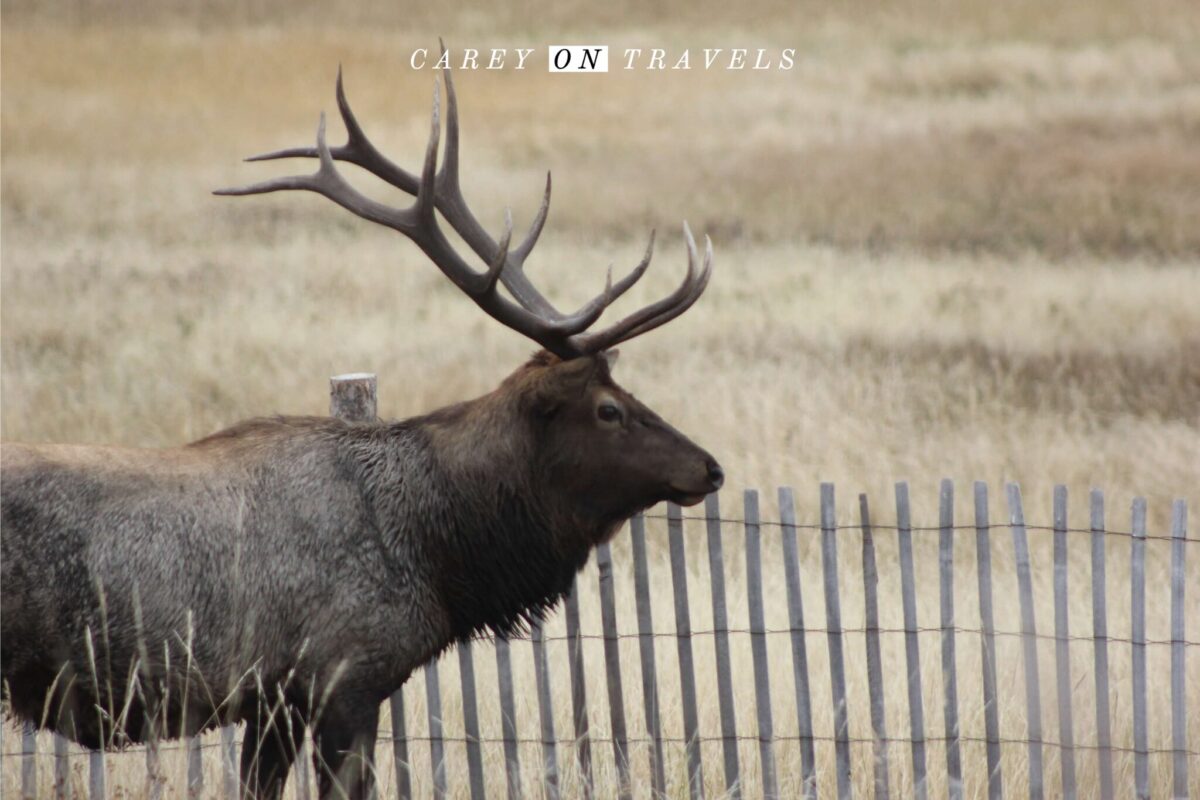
[2,2,1198,797]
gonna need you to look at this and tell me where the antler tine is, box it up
[566,223,713,353]
[483,209,514,295]
[243,68,422,197]
[215,113,410,235]
[510,172,551,263]
[415,79,441,224]
[606,229,655,305]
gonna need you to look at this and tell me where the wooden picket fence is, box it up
[4,375,1193,799]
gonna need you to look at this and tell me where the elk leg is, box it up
[240,703,306,800]
[312,699,379,800]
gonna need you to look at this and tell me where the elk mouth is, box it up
[667,487,712,507]
[666,459,723,507]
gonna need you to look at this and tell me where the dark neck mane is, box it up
[351,394,604,644]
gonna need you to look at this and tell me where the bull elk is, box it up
[1,63,721,800]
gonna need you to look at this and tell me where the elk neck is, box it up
[348,386,602,644]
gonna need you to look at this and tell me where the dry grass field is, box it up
[2,1,1199,797]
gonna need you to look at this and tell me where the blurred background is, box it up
[3,0,1198,519]
[3,3,1199,796]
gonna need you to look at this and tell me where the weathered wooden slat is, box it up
[531,620,561,800]
[390,690,411,800]
[1089,490,1114,800]
[89,749,105,800]
[563,582,594,799]
[329,373,383,799]
[457,641,487,800]
[1169,499,1188,800]
[705,493,742,799]
[1007,483,1044,800]
[744,490,779,800]
[669,503,705,800]
[629,513,667,797]
[596,541,632,800]
[1130,497,1148,800]
[973,482,1003,800]
[495,637,523,800]
[820,483,851,800]
[777,488,815,799]
[187,735,202,800]
[55,733,71,800]
[938,479,963,800]
[22,721,36,800]
[220,725,237,800]
[329,373,377,420]
[1052,486,1077,799]
[894,481,928,800]
[424,661,447,799]
[859,493,890,800]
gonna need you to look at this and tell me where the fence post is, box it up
[895,481,928,800]
[669,503,705,800]
[220,724,238,800]
[329,373,385,800]
[457,641,486,800]
[423,662,446,799]
[705,493,742,799]
[531,619,560,800]
[1052,486,1077,799]
[89,748,105,800]
[860,494,890,800]
[1169,500,1188,799]
[820,483,851,800]
[745,490,778,800]
[1089,490,1114,800]
[1130,498,1149,800]
[938,479,963,800]
[1007,483,1044,800]
[973,482,1003,800]
[21,721,36,800]
[186,736,202,800]
[596,541,632,800]
[496,636,522,800]
[55,733,71,800]
[564,581,595,799]
[630,513,667,797]
[390,692,412,800]
[778,488,815,799]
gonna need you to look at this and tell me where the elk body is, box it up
[1,65,720,800]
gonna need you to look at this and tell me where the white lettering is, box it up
[704,49,723,69]
[515,48,534,69]
[729,48,746,69]
[780,48,795,70]
[461,48,479,70]
[673,50,690,70]
[488,49,505,69]
[624,48,641,70]
[753,48,771,70]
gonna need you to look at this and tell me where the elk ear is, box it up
[527,356,599,416]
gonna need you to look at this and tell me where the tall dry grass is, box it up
[3,1,1198,797]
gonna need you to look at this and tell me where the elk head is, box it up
[216,54,722,524]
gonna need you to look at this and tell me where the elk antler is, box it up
[215,54,713,359]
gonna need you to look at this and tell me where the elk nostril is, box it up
[706,459,725,489]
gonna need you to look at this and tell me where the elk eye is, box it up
[597,403,622,423]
